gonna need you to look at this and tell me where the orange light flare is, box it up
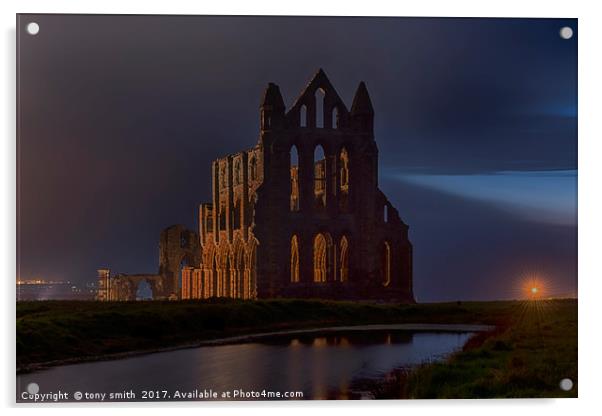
[521,275,548,301]
[511,272,572,328]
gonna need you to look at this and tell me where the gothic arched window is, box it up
[339,235,349,282]
[313,233,333,282]
[291,235,300,283]
[300,105,307,127]
[249,156,258,181]
[332,106,339,129]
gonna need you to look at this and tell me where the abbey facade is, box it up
[98,70,414,302]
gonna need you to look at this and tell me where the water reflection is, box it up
[17,330,473,401]
[261,331,414,347]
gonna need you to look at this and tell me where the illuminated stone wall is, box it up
[101,70,414,302]
[198,70,414,302]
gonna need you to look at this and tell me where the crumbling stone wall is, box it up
[96,272,167,301]
[158,224,201,297]
[98,225,200,301]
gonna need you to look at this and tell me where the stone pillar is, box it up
[192,268,202,299]
[326,148,338,216]
[227,156,234,242]
[300,233,313,284]
[96,269,110,301]
[212,161,219,244]
[242,152,249,240]
[181,266,193,299]
[299,145,314,213]
[307,98,316,128]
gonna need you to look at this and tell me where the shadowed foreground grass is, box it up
[405,298,577,398]
[16,298,576,398]
[17,298,508,367]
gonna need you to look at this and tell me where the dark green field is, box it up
[16,298,576,398]
[405,299,577,398]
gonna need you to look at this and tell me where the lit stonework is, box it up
[100,70,414,302]
[95,269,111,301]
[197,69,413,301]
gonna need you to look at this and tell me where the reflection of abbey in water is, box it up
[97,70,414,302]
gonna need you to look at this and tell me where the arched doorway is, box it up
[136,280,153,300]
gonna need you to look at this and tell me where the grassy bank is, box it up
[16,298,576,398]
[17,298,508,368]
[405,298,577,398]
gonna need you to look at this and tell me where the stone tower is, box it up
[195,69,414,302]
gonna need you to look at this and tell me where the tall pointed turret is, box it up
[260,82,285,130]
[350,81,374,132]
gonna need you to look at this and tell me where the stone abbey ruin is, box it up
[97,70,414,302]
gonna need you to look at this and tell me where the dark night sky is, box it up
[17,15,577,301]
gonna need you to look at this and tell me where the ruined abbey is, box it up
[97,70,414,302]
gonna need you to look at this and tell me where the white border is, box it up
[2,1,601,415]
